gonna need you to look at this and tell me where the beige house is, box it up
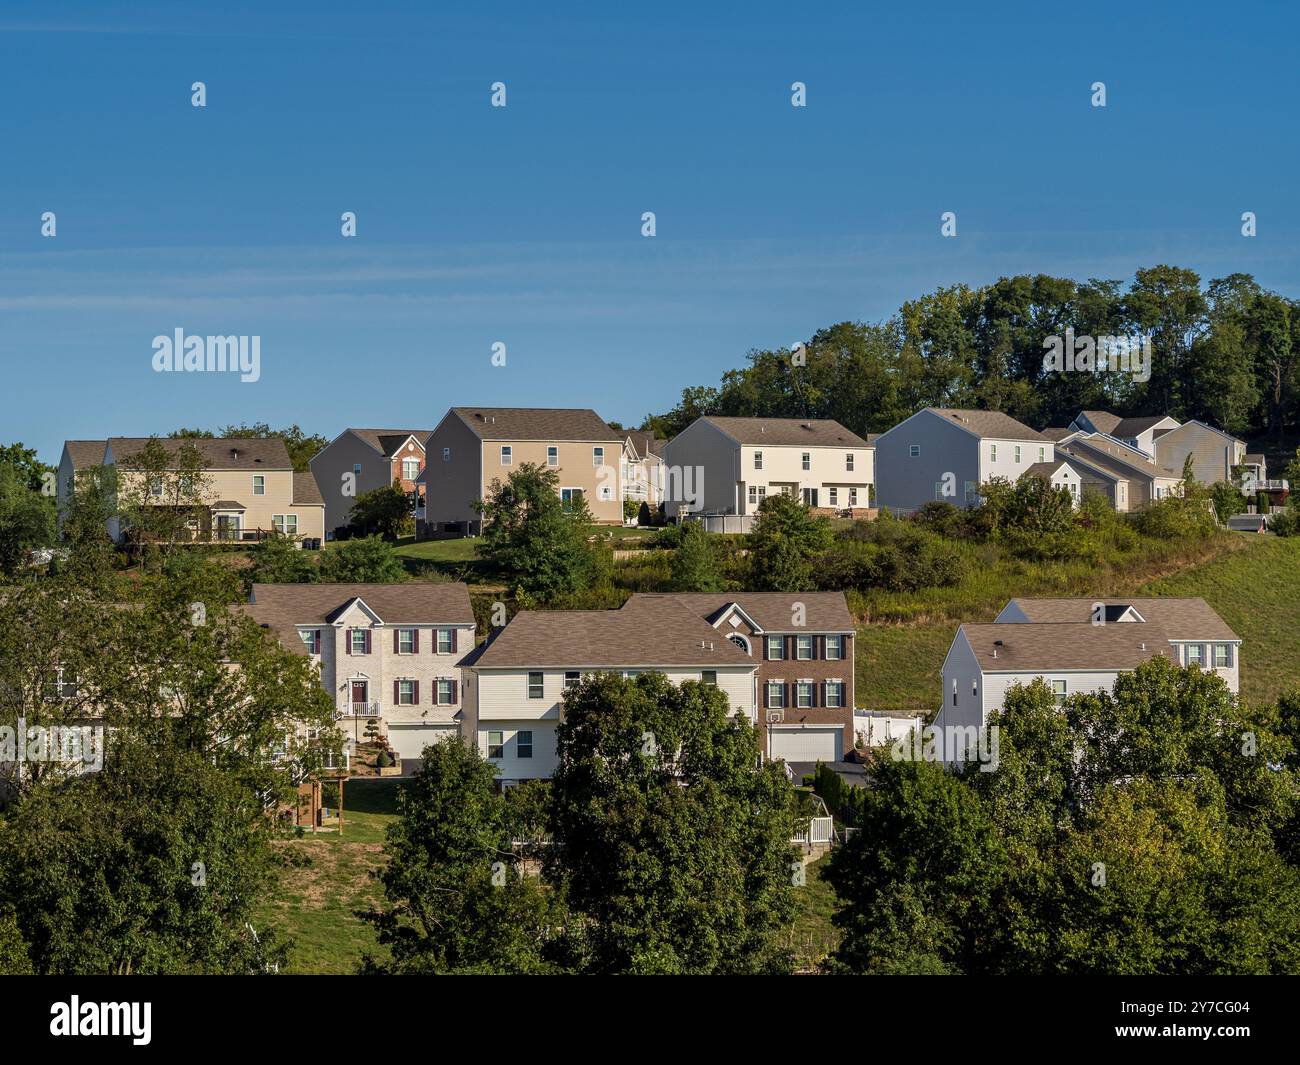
[662,416,874,520]
[417,407,627,535]
[1052,430,1182,511]
[57,436,325,545]
[243,582,476,762]
[309,428,433,538]
[623,430,666,510]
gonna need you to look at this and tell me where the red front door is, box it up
[350,681,367,711]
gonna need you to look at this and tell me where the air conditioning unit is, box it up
[765,710,784,724]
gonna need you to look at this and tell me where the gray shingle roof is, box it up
[630,591,855,632]
[472,597,756,669]
[1003,597,1238,641]
[1059,434,1178,478]
[108,437,293,470]
[700,417,870,448]
[925,409,1047,442]
[962,622,1178,671]
[348,429,433,456]
[65,440,107,469]
[292,471,325,506]
[243,583,474,654]
[451,408,622,442]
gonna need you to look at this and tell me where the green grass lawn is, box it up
[787,856,840,971]
[257,778,406,975]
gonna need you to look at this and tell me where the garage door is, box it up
[770,726,842,763]
[385,724,459,760]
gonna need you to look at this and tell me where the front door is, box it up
[350,680,367,715]
[802,488,819,507]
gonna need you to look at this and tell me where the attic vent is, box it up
[230,448,239,459]
[993,639,1004,646]
[1140,642,1147,651]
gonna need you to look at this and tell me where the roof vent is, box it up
[230,448,239,459]
[991,648,998,659]
[993,639,1003,646]
[1140,642,1147,651]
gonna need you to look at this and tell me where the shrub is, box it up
[1133,494,1217,540]
[1209,482,1248,524]
[1268,509,1299,537]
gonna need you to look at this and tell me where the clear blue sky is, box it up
[3,0,1298,462]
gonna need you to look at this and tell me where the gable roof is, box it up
[631,591,855,632]
[1077,410,1122,434]
[108,437,293,471]
[243,583,475,653]
[1059,433,1179,479]
[1002,597,1238,641]
[1156,419,1244,447]
[960,622,1178,671]
[627,431,666,460]
[64,440,108,469]
[347,429,433,457]
[292,471,325,506]
[1113,415,1176,438]
[1039,427,1076,442]
[471,597,756,669]
[1022,459,1079,481]
[698,417,870,449]
[924,409,1047,442]
[451,407,621,443]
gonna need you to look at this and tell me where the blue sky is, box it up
[3,0,1298,461]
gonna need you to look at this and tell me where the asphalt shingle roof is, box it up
[451,408,622,442]
[925,409,1047,442]
[700,417,870,448]
[108,437,293,470]
[1003,597,1238,641]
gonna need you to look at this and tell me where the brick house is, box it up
[308,429,433,538]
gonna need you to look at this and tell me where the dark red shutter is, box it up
[393,680,399,703]
[786,682,793,708]
[345,629,351,655]
[413,628,420,653]
[393,628,399,653]
[763,682,769,708]
[786,635,795,660]
[365,630,372,654]
[313,630,321,654]
[413,680,420,705]
[451,680,459,704]
[452,628,458,653]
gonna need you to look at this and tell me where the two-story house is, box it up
[308,428,433,538]
[643,592,857,763]
[661,417,874,521]
[243,582,476,763]
[873,408,1053,514]
[623,430,666,511]
[461,595,758,784]
[417,407,627,535]
[57,436,325,545]
[937,596,1241,735]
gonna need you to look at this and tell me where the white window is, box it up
[701,670,717,686]
[1052,679,1066,706]
[398,628,415,654]
[754,451,763,470]
[766,635,784,660]
[273,514,298,535]
[767,681,785,708]
[488,730,504,758]
[599,485,613,501]
[351,629,368,655]
[825,682,844,708]
[1014,446,1021,463]
[828,487,838,506]
[801,452,811,471]
[253,475,265,496]
[402,457,420,480]
[1213,644,1232,668]
[1186,644,1204,667]
[397,679,415,705]
[500,446,512,466]
[547,446,558,466]
[825,635,844,660]
[748,485,758,505]
[149,477,164,497]
[353,463,362,478]
[848,487,858,506]
[517,730,533,758]
[1038,447,1045,462]
[563,670,581,689]
[593,447,604,467]
[561,488,583,509]
[442,447,451,462]
[527,672,544,698]
[437,628,453,653]
[990,445,997,462]
[846,452,855,471]
[437,679,454,705]
[796,682,814,708]
[909,445,920,457]
[299,629,317,653]
[796,635,814,660]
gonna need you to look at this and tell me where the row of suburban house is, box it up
[238,581,1241,783]
[55,405,1283,546]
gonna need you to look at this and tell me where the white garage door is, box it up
[386,724,459,760]
[771,726,841,763]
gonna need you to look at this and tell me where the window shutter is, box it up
[786,635,795,660]
[413,628,420,653]
[763,682,769,708]
[313,630,321,654]
[345,629,351,656]
[393,628,399,653]
[817,636,825,659]
[365,630,372,654]
[413,680,420,705]
[393,680,399,703]
[762,638,769,661]
[811,682,819,707]
[452,628,458,653]
[451,680,459,704]
[786,682,793,707]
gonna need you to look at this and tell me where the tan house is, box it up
[309,428,433,538]
[242,582,476,763]
[623,430,666,511]
[1052,430,1182,511]
[57,436,325,546]
[417,407,627,535]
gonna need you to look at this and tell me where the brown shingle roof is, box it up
[243,583,474,654]
[1039,427,1075,442]
[629,591,855,632]
[65,440,107,469]
[701,417,870,448]
[1059,434,1178,478]
[472,598,756,669]
[348,429,433,457]
[451,408,621,442]
[926,409,1047,442]
[1079,410,1122,434]
[962,622,1178,671]
[1003,597,1238,641]
[627,431,665,459]
[1113,415,1174,437]
[1021,459,1075,481]
[108,437,293,470]
[293,471,324,506]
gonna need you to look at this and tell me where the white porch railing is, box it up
[337,701,381,719]
[792,816,835,846]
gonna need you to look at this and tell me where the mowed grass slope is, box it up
[1141,534,1300,709]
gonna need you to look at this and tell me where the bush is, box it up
[1268,509,1299,537]
[376,749,394,769]
[1209,482,1247,524]
[818,523,963,593]
[1132,494,1217,540]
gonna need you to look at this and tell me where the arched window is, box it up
[728,634,751,655]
